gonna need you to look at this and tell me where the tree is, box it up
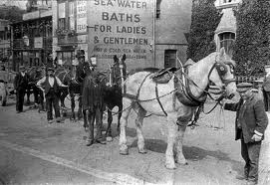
[0,5,25,23]
[186,0,222,62]
[233,0,270,76]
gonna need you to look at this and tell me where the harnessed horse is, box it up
[118,48,237,169]
[55,66,82,120]
[103,54,127,140]
[82,54,127,145]
[26,66,46,109]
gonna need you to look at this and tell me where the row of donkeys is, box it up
[26,48,237,169]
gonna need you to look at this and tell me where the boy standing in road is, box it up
[36,67,68,124]
[223,82,268,185]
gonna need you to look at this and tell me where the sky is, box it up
[0,0,27,9]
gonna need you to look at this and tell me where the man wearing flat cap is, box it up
[37,66,68,124]
[223,82,268,185]
[14,65,29,113]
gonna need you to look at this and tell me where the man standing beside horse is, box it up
[14,65,29,113]
[37,66,68,124]
[224,82,268,185]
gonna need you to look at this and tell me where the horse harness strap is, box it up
[155,83,168,116]
[123,73,151,101]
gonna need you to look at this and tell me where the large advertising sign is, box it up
[88,0,155,69]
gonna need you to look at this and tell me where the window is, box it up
[58,18,65,30]
[156,0,161,19]
[164,50,177,68]
[58,2,66,29]
[219,32,235,55]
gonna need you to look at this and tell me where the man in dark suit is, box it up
[14,65,29,113]
[224,82,268,185]
[262,71,270,111]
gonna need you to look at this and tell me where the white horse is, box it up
[119,48,237,169]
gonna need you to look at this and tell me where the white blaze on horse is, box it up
[119,48,237,169]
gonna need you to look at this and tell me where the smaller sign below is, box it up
[34,37,43,49]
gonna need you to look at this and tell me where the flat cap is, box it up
[237,82,253,93]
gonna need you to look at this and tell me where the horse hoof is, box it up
[106,136,113,142]
[119,147,129,155]
[165,162,177,170]
[176,158,188,165]
[138,148,147,154]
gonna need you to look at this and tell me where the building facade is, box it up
[0,19,10,63]
[52,0,192,71]
[11,0,52,71]
[214,0,241,55]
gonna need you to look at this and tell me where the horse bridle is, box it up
[207,61,236,88]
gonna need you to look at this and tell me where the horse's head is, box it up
[110,54,127,87]
[208,48,237,99]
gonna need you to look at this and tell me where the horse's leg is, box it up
[165,119,178,169]
[70,93,76,120]
[26,86,31,105]
[117,103,123,134]
[33,87,39,108]
[119,98,133,155]
[105,105,113,141]
[77,95,83,120]
[175,118,189,165]
[135,106,147,154]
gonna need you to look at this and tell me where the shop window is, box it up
[219,32,235,55]
[164,50,177,68]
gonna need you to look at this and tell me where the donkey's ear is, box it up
[219,47,226,59]
[122,54,126,61]
[113,55,118,61]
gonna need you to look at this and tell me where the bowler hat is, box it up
[237,82,253,93]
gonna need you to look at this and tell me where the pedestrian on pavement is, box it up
[14,65,29,113]
[262,69,270,111]
[36,67,68,124]
[223,82,268,185]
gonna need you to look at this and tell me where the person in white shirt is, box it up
[36,67,68,124]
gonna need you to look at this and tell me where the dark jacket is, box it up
[44,76,59,96]
[263,75,270,92]
[14,72,29,91]
[224,94,268,143]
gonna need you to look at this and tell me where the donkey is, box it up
[118,48,237,169]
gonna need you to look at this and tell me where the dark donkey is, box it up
[103,54,127,141]
[82,54,127,146]
[26,66,46,110]
[54,66,82,120]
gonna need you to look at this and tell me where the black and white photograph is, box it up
[0,0,269,184]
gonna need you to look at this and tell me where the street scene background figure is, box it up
[13,65,29,113]
[36,66,68,124]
